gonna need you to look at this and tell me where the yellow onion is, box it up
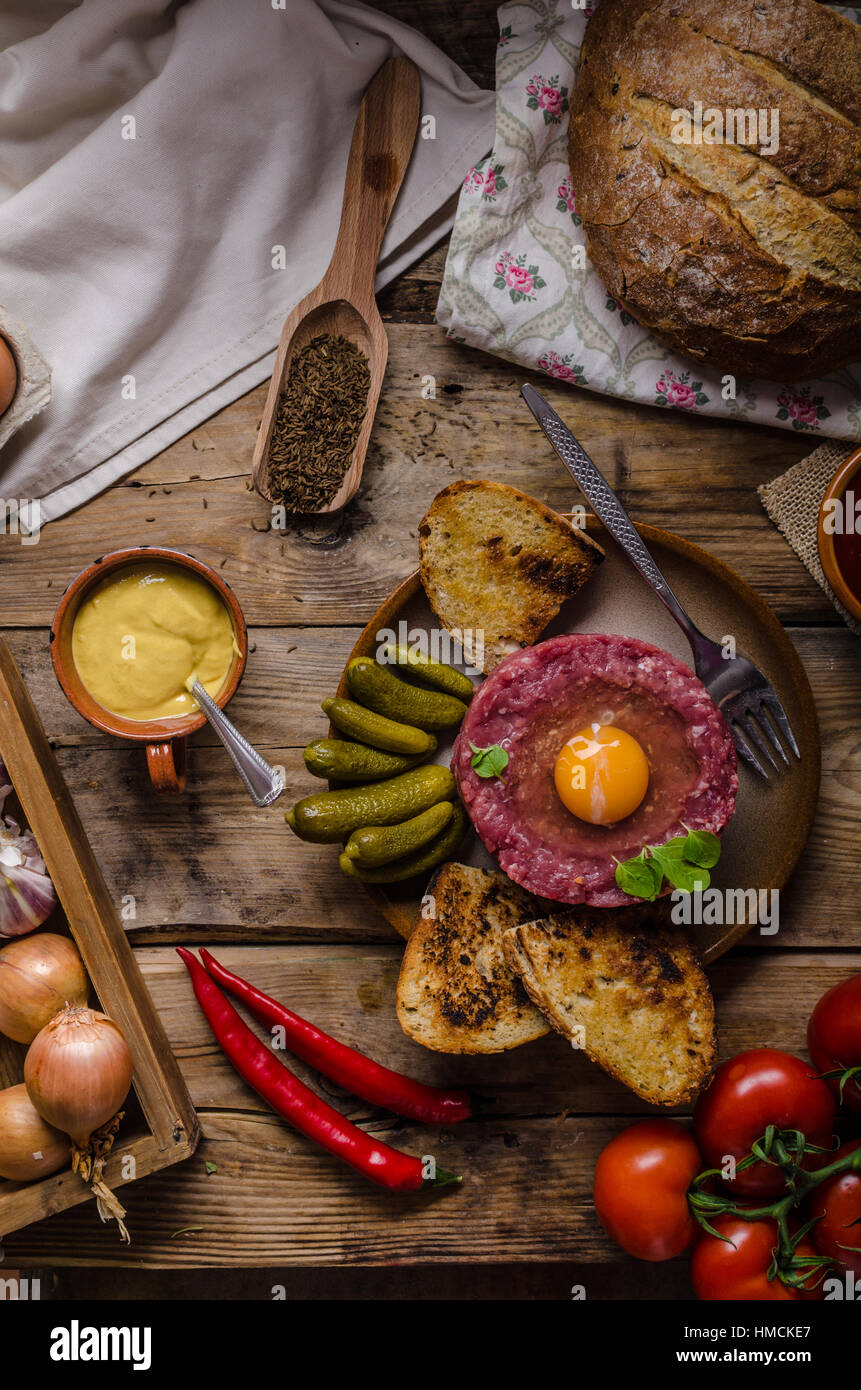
[0,1082,71,1181]
[24,1005,132,1148]
[0,933,88,1043]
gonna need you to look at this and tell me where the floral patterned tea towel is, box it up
[437,0,861,442]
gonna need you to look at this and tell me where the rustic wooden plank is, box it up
[0,328,831,626]
[135,945,861,1119]
[1,1111,624,1267]
[0,1133,183,1246]
[378,242,450,318]
[44,745,396,939]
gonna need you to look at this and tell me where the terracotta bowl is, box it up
[818,445,861,624]
[51,547,248,793]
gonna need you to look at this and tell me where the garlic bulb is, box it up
[0,758,57,937]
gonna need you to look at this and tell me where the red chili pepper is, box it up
[198,946,472,1125]
[177,948,460,1192]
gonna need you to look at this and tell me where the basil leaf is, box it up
[654,836,687,859]
[616,829,719,900]
[683,829,722,869]
[653,850,710,894]
[469,742,509,779]
[614,855,664,901]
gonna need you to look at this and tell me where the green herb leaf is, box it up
[653,836,687,859]
[469,742,509,780]
[682,828,722,869]
[614,854,664,900]
[615,829,720,900]
[205,1161,218,1176]
[651,849,710,894]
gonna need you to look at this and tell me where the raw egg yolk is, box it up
[554,724,649,827]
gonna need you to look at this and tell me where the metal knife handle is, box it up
[191,681,284,808]
[520,383,701,642]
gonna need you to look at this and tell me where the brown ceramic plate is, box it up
[336,517,820,964]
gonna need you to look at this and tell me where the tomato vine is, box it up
[688,1125,861,1292]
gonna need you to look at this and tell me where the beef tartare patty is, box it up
[453,633,737,908]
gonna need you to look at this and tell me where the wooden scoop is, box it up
[252,56,421,514]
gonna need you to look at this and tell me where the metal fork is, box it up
[521,383,801,780]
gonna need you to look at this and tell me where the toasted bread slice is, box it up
[396,862,551,1053]
[418,480,604,673]
[503,902,716,1105]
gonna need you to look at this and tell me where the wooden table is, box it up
[3,0,859,1300]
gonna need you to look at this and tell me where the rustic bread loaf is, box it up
[569,0,861,381]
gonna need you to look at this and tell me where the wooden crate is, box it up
[0,639,198,1240]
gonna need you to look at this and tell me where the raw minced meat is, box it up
[453,633,737,908]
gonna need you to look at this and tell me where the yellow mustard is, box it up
[72,564,237,721]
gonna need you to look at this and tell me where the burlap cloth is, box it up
[758,442,861,637]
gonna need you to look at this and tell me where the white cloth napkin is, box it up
[0,0,494,522]
[437,0,861,442]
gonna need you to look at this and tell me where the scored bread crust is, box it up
[396,861,552,1053]
[503,902,717,1106]
[569,0,861,381]
[418,480,604,674]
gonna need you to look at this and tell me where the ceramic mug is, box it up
[51,546,248,793]
[817,444,861,625]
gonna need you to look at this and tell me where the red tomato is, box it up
[811,1140,861,1279]
[593,1119,701,1262]
[693,1049,836,1198]
[691,1217,823,1301]
[808,975,861,1114]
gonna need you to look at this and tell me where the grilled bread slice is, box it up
[503,901,716,1105]
[418,480,604,673]
[396,862,551,1053]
